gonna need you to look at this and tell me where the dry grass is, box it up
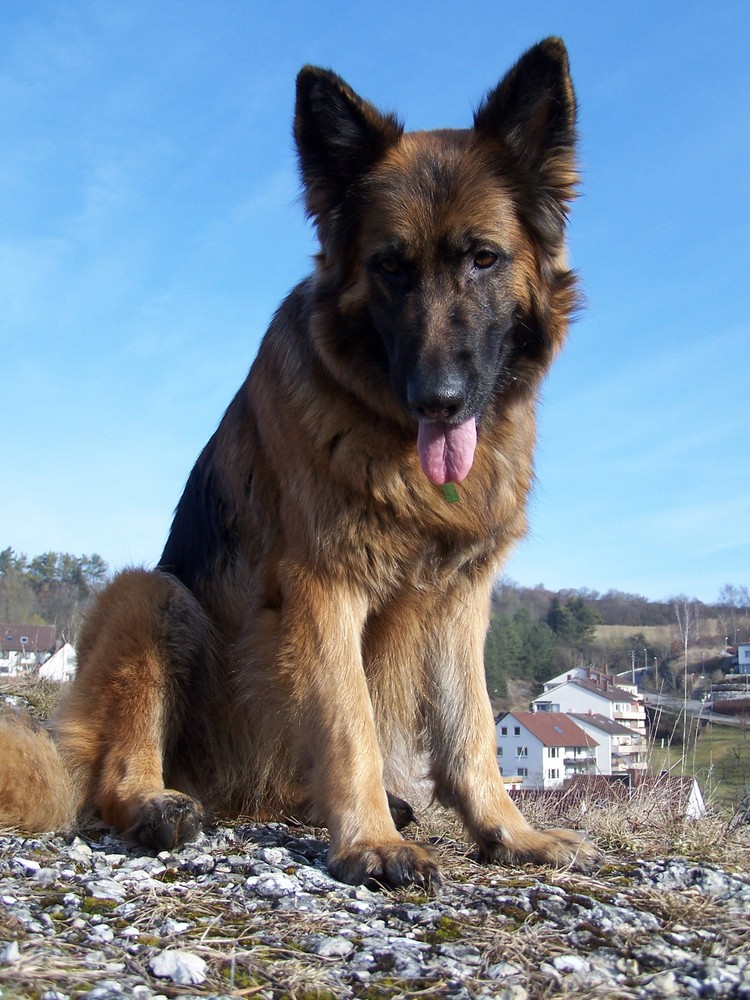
[594,623,674,645]
[0,674,64,721]
[418,792,750,874]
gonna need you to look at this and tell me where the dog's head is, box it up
[295,40,578,485]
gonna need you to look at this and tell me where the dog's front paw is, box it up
[124,791,204,851]
[478,825,599,871]
[327,840,441,891]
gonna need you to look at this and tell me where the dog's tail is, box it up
[0,711,80,833]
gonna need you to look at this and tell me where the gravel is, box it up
[1,821,749,999]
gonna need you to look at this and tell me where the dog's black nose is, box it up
[407,374,467,420]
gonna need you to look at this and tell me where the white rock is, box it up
[647,970,680,995]
[149,949,207,985]
[313,935,355,958]
[1,941,20,964]
[13,857,40,873]
[89,924,115,943]
[245,872,298,898]
[553,954,591,974]
[85,879,126,900]
[160,917,193,936]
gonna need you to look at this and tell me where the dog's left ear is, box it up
[474,38,578,245]
[295,67,403,228]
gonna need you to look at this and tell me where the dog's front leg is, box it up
[427,574,598,870]
[280,565,439,888]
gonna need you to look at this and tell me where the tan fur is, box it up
[0,713,78,832]
[0,40,597,885]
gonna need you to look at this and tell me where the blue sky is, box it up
[2,1,748,603]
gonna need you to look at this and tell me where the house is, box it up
[495,711,599,789]
[533,667,647,739]
[0,624,56,676]
[568,712,647,774]
[737,643,750,675]
[543,666,641,699]
[39,642,77,682]
[542,665,593,691]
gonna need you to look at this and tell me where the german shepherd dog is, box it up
[0,38,596,887]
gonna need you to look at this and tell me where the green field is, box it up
[649,721,750,810]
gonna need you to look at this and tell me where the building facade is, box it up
[496,711,599,789]
[533,667,647,743]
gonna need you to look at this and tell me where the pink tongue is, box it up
[417,417,477,485]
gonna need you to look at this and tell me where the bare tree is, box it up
[671,594,703,700]
[739,585,750,642]
[717,584,741,644]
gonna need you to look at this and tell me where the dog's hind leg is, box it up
[55,569,209,850]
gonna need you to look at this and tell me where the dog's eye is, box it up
[473,250,498,270]
[379,258,401,276]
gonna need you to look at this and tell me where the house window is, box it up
[516,747,528,757]
[547,768,559,780]
[501,726,507,736]
[548,747,560,758]
[517,767,528,777]
[20,636,29,644]
[497,747,503,756]
[513,726,521,736]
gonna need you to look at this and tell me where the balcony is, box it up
[564,756,596,768]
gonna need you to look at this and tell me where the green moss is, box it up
[138,934,162,947]
[394,888,431,905]
[421,915,464,945]
[81,897,119,914]
[37,892,66,909]
[218,964,264,990]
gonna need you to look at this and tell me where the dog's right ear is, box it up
[295,67,403,227]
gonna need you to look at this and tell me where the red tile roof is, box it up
[501,711,598,749]
[1,624,57,653]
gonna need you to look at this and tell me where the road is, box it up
[641,691,747,728]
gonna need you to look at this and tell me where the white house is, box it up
[568,712,646,774]
[533,669,647,740]
[737,643,750,675]
[543,666,640,700]
[496,711,598,789]
[39,643,77,682]
[542,666,592,691]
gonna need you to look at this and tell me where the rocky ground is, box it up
[1,817,749,1000]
